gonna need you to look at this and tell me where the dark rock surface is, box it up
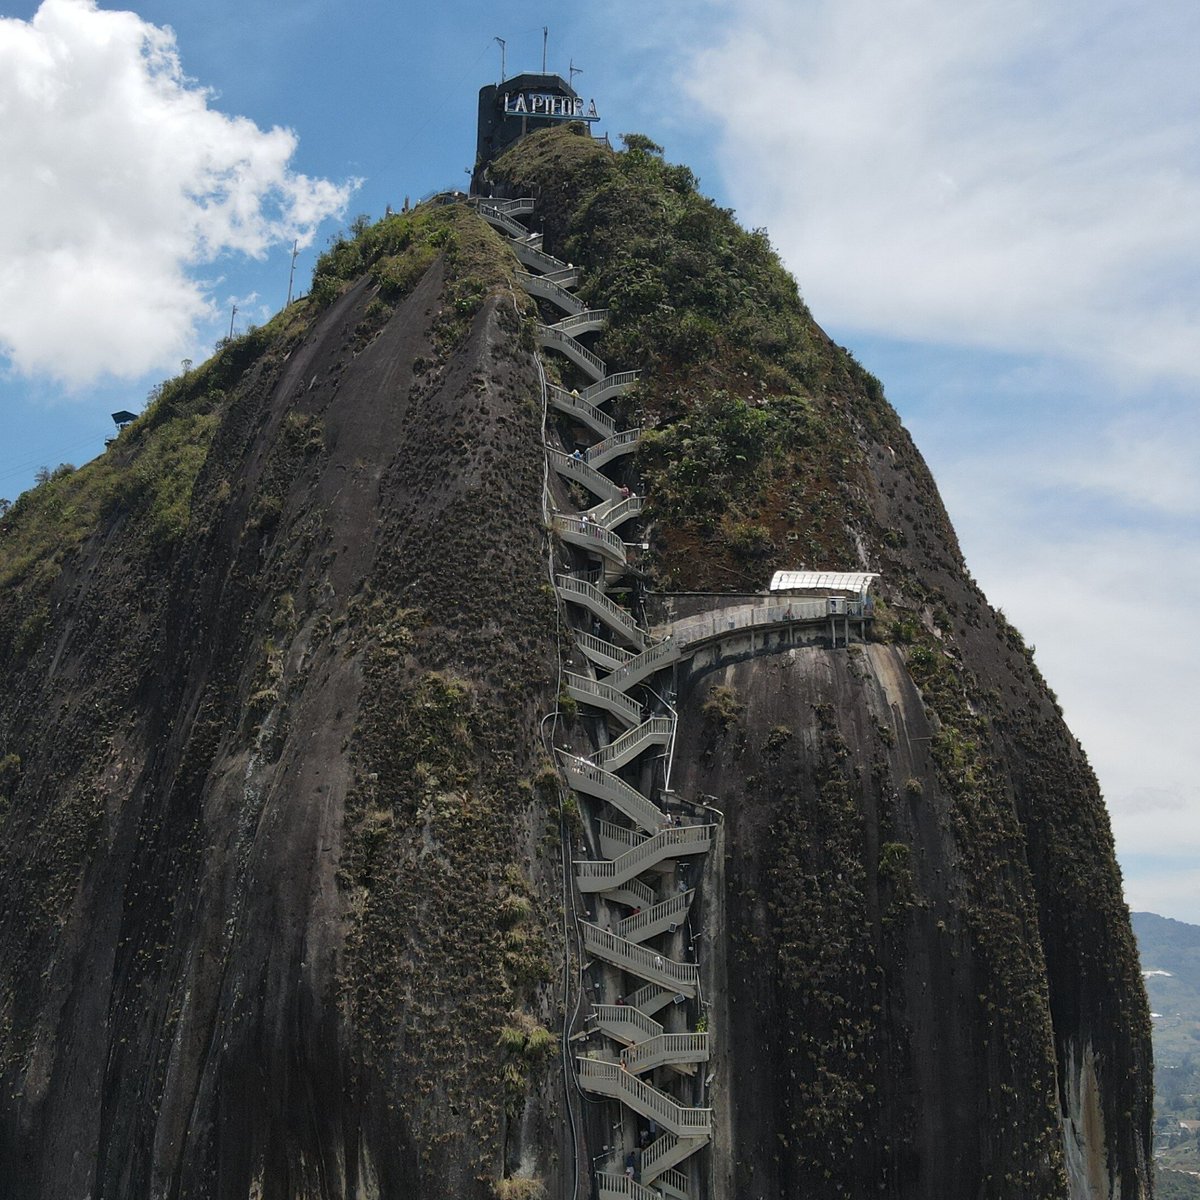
[0,125,1153,1200]
[0,251,566,1199]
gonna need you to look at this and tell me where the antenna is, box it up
[569,58,583,87]
[542,26,548,73]
[286,238,299,307]
[227,303,238,341]
[494,36,506,82]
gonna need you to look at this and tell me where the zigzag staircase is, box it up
[469,192,713,1195]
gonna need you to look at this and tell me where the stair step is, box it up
[575,824,714,892]
[577,1059,711,1137]
[616,889,695,944]
[641,1132,710,1185]
[538,324,607,381]
[592,716,674,772]
[581,922,698,996]
[555,574,647,649]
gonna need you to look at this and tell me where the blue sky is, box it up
[1,0,1197,921]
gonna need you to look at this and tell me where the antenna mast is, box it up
[286,239,299,307]
[494,36,506,82]
[569,58,583,87]
[542,26,548,73]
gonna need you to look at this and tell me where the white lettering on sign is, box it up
[502,92,601,122]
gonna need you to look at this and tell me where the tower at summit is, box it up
[473,72,599,192]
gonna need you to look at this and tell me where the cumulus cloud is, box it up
[0,0,356,386]
[660,0,1200,916]
[681,0,1200,381]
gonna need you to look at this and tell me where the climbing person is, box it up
[653,954,664,970]
[619,484,631,500]
[572,447,583,462]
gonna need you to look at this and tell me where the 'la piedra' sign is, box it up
[503,91,600,122]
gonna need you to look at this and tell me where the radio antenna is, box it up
[494,36,506,82]
[542,26,548,74]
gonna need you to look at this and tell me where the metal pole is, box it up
[494,36,506,82]
[542,26,548,73]
[228,303,237,340]
[286,239,298,306]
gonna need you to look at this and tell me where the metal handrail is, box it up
[575,630,635,667]
[467,195,535,215]
[559,754,663,833]
[553,514,627,562]
[564,672,642,726]
[538,325,607,379]
[592,716,674,771]
[516,270,585,316]
[622,1031,709,1073]
[547,447,623,501]
[551,308,610,334]
[577,1057,711,1130]
[617,889,695,941]
[555,574,647,646]
[585,428,641,469]
[574,824,714,890]
[582,370,640,406]
[605,638,680,691]
[591,1003,664,1041]
[547,385,617,436]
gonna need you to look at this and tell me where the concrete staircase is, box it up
[476,190,713,1194]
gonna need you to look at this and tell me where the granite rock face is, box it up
[0,128,1151,1199]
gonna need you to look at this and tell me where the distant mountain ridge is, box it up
[1133,911,1200,1065]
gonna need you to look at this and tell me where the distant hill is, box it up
[1133,911,1200,1066]
[1133,912,1200,1190]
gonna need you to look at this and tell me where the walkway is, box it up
[479,192,712,1194]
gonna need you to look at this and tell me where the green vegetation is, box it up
[756,702,888,1176]
[702,683,745,731]
[310,203,526,349]
[491,127,891,587]
[1158,1166,1200,1198]
[492,1177,547,1200]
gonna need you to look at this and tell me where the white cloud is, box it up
[682,0,1200,381]
[0,0,356,386]
[924,424,1200,914]
[667,0,1200,920]
[1125,866,1200,927]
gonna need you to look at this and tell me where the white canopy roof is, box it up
[769,570,879,595]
